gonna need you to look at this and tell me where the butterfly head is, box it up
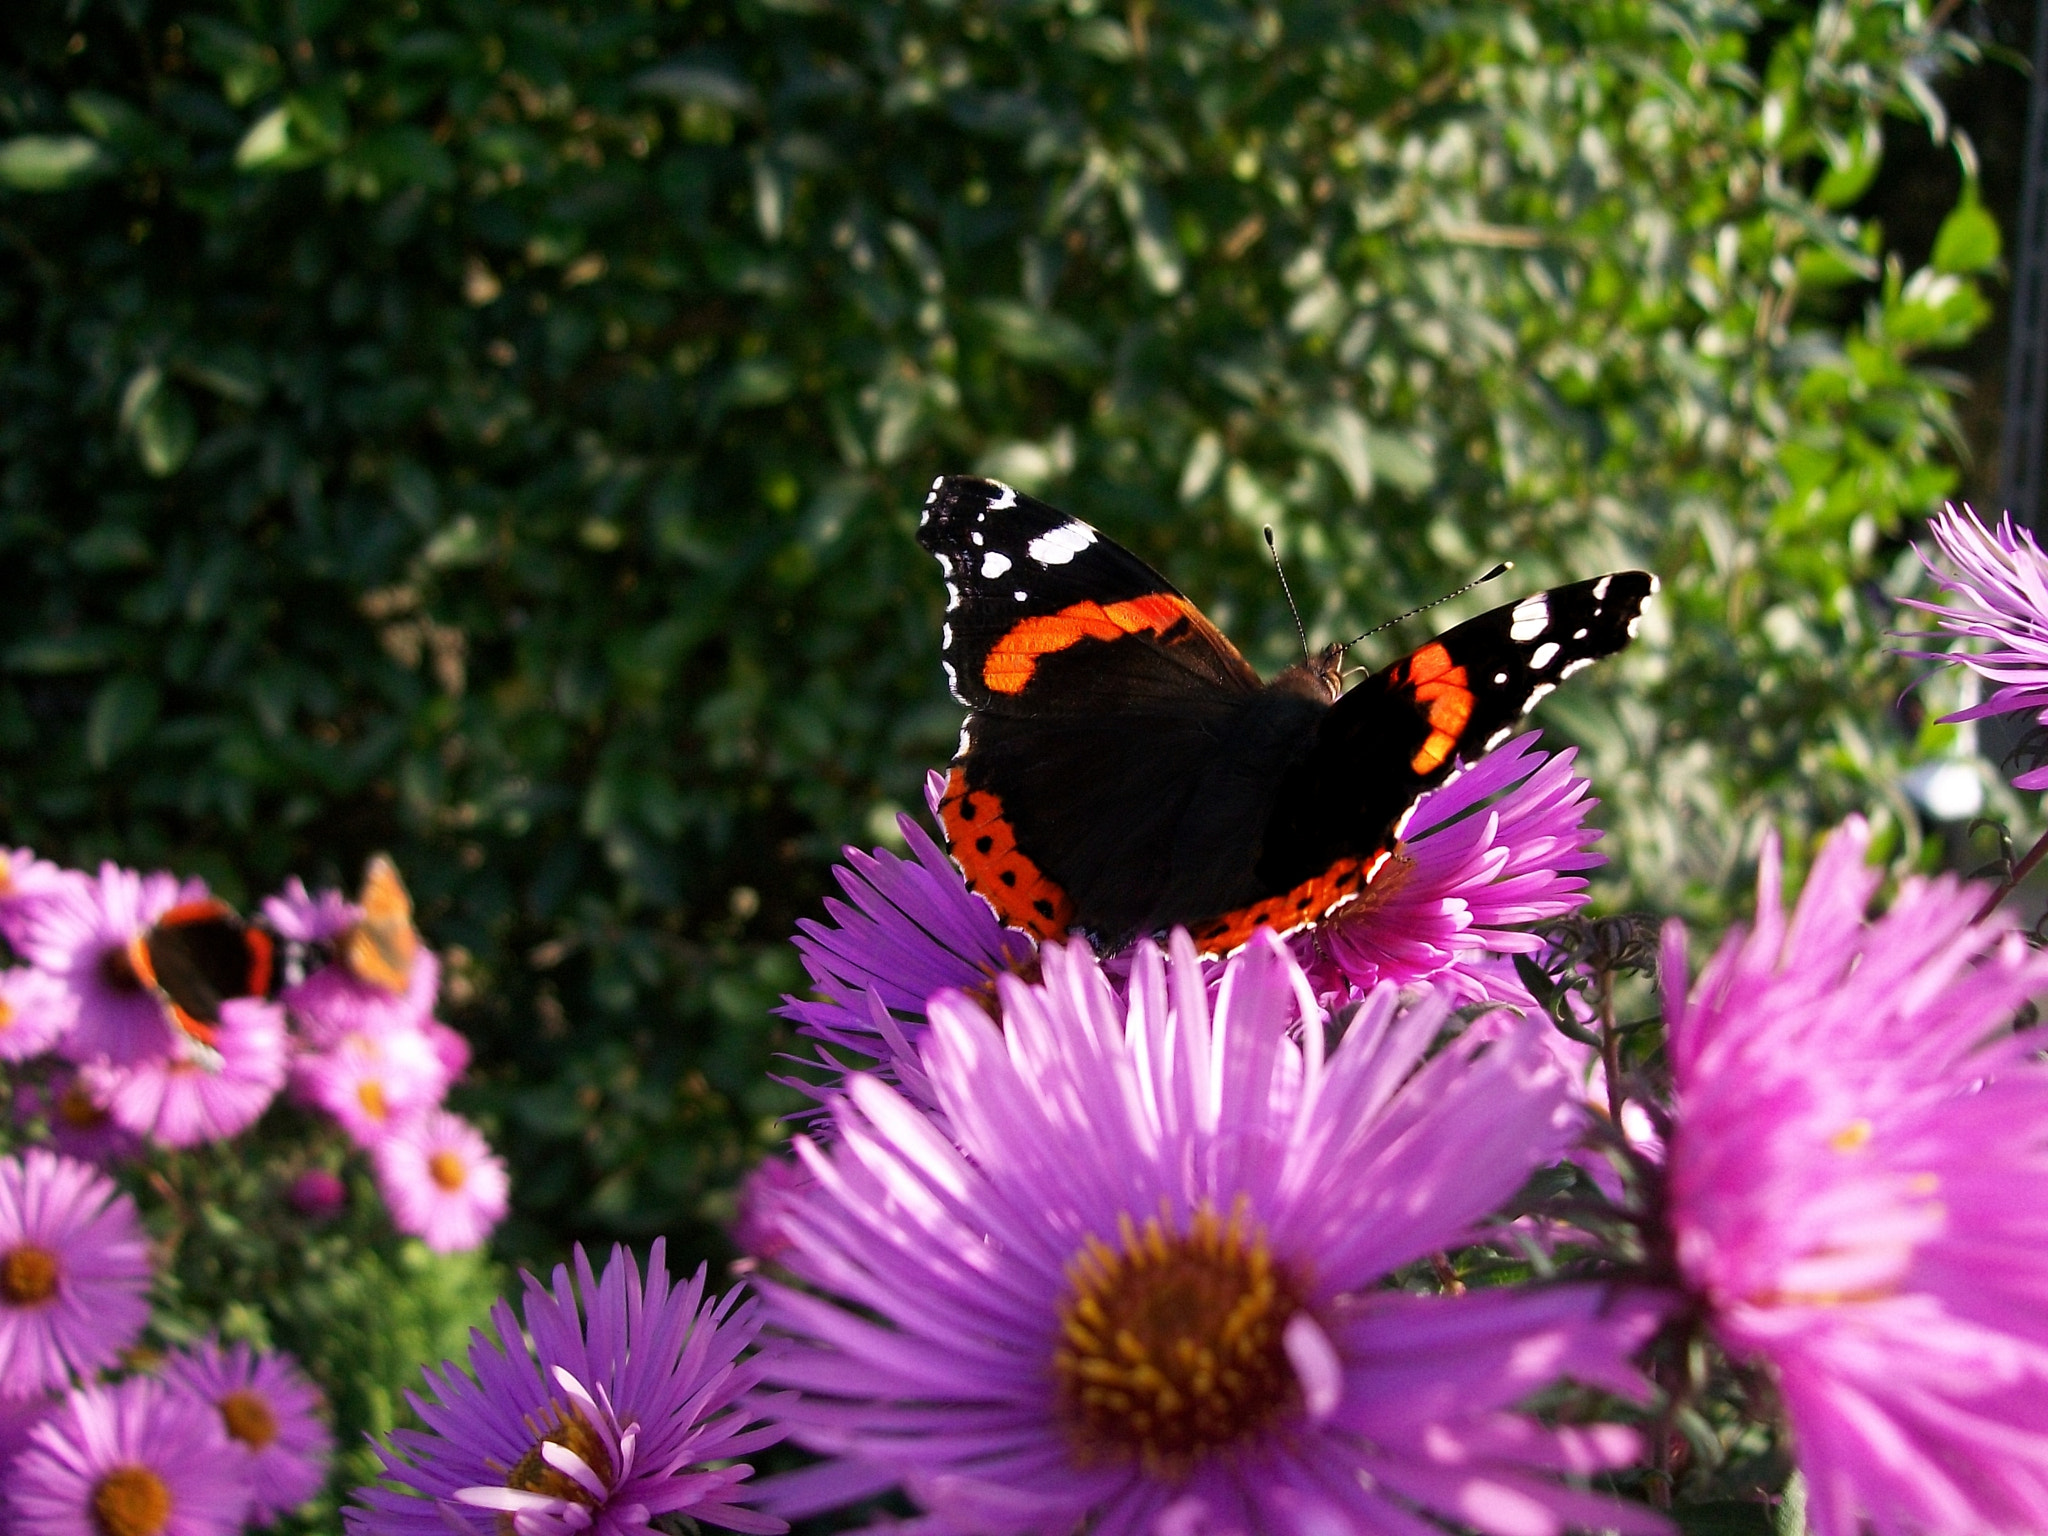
[1272,642,1349,704]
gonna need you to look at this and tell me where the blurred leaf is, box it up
[85,675,160,767]
[1932,198,2001,275]
[0,134,111,190]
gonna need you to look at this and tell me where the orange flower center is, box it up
[220,1388,278,1449]
[1054,1203,1304,1468]
[428,1150,468,1191]
[90,1466,172,1536]
[356,1080,388,1122]
[57,1083,110,1129]
[0,1243,60,1306]
[493,1398,613,1533]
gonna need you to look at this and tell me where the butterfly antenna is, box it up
[1263,526,1311,665]
[1345,562,1514,650]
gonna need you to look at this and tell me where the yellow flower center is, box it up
[495,1399,614,1532]
[1829,1119,1873,1153]
[0,1243,60,1306]
[220,1388,278,1449]
[428,1150,468,1191]
[356,1080,388,1122]
[0,997,14,1031]
[90,1466,172,1536]
[1054,1203,1304,1469]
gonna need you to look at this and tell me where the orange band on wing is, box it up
[1186,851,1387,958]
[982,594,1201,695]
[938,767,1076,939]
[1400,645,1472,774]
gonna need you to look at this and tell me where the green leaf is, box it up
[85,675,160,767]
[119,365,196,477]
[975,300,1104,372]
[235,93,347,173]
[0,135,112,191]
[1301,404,1374,501]
[1932,199,2001,275]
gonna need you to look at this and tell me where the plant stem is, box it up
[1974,823,2048,924]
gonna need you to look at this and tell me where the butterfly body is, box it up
[919,475,1655,956]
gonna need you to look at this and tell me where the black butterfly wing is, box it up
[1191,571,1658,954]
[919,476,1278,942]
[138,900,275,1041]
[1245,573,1662,901]
[917,475,1261,713]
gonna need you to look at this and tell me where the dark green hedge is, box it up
[0,0,2000,1256]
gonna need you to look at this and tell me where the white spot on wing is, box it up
[1524,683,1556,709]
[931,476,945,491]
[971,531,984,546]
[957,723,973,757]
[1592,576,1611,601]
[1014,590,1028,601]
[981,551,1013,578]
[936,553,955,577]
[1027,522,1099,566]
[1494,671,1508,685]
[942,660,960,693]
[1530,641,1560,670]
[987,482,1019,512]
[1510,596,1549,643]
[1484,726,1512,750]
[945,581,961,609]
[1573,628,1589,640]
[1559,657,1595,679]
[941,623,952,649]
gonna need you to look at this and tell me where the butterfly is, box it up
[340,853,419,995]
[917,475,1655,957]
[127,900,274,1048]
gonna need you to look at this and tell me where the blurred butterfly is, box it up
[128,899,275,1048]
[341,854,419,995]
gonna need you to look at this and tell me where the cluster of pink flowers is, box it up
[0,1147,333,1533]
[0,853,507,1254]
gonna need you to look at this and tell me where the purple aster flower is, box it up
[1899,503,2048,786]
[755,932,1664,1535]
[371,1110,509,1253]
[8,1376,249,1536]
[778,808,1037,1107]
[0,966,79,1062]
[293,1021,456,1147]
[11,864,207,1068]
[1,1388,55,1478]
[1298,731,1601,1003]
[13,1070,144,1167]
[1661,816,2048,1536]
[261,877,359,945]
[0,847,71,949]
[161,1338,333,1524]
[0,1150,151,1397]
[82,998,287,1149]
[347,1238,785,1536]
[728,1154,814,1270]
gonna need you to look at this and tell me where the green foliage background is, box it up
[0,0,2003,1290]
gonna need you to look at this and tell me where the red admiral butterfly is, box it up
[127,899,274,1047]
[918,475,1655,957]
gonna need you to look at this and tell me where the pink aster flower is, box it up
[1,1388,55,1478]
[347,1238,784,1536]
[82,998,288,1149]
[0,847,71,948]
[13,1070,144,1167]
[287,1168,349,1221]
[1662,816,2048,1536]
[1900,503,2048,786]
[8,1376,249,1536]
[161,1338,333,1524]
[285,947,441,1051]
[1298,731,1601,1003]
[755,932,1664,1535]
[11,863,206,1068]
[0,966,78,1062]
[779,802,1038,1107]
[293,1019,457,1148]
[261,876,358,944]
[0,1150,151,1397]
[371,1110,509,1253]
